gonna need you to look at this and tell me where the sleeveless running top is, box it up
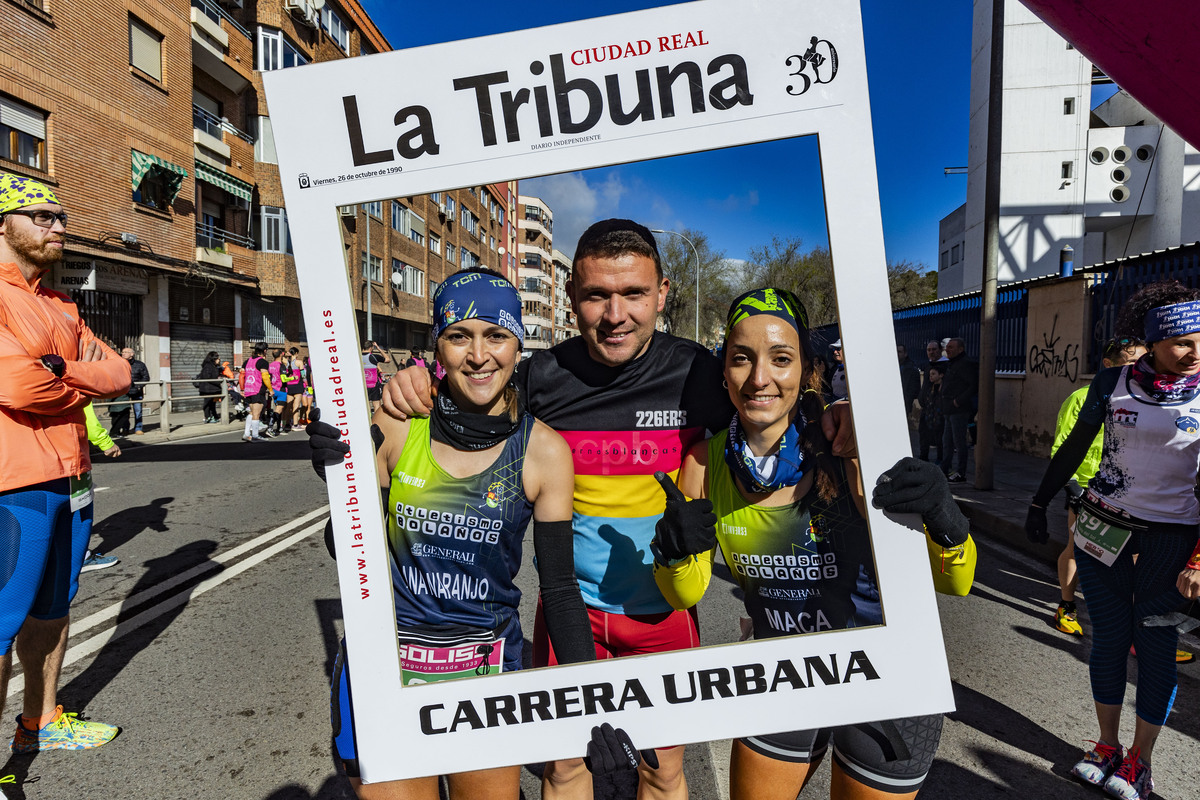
[363,353,380,388]
[291,361,306,389]
[387,415,536,670]
[268,360,284,391]
[1082,365,1200,524]
[707,430,880,639]
[242,356,265,395]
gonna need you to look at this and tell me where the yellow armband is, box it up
[653,548,715,610]
[926,532,976,596]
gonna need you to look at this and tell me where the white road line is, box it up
[6,517,328,700]
[69,505,330,639]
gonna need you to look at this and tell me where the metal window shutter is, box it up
[0,96,46,139]
[169,323,233,412]
[130,19,162,80]
[410,213,426,236]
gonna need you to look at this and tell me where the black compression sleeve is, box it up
[533,520,596,664]
[1032,419,1101,507]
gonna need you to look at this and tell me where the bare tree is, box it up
[742,236,838,325]
[654,229,736,344]
[886,259,938,309]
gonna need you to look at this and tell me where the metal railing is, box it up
[197,221,256,250]
[192,104,255,145]
[190,0,251,39]
[89,380,233,433]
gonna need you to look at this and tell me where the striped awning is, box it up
[131,150,188,199]
[195,162,253,203]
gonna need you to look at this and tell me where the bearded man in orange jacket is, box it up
[0,174,131,758]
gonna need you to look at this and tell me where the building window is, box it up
[462,250,480,269]
[445,244,455,263]
[409,226,424,246]
[429,233,441,255]
[1063,97,1075,115]
[430,191,440,203]
[361,252,382,282]
[365,200,382,218]
[255,116,277,164]
[392,259,426,296]
[1061,161,1074,180]
[461,209,479,236]
[129,16,163,81]
[391,200,410,234]
[446,196,456,216]
[257,27,307,71]
[321,6,350,54]
[429,279,438,298]
[939,250,949,271]
[0,95,47,171]
[258,207,292,254]
[950,243,962,265]
[496,207,504,227]
[490,235,496,251]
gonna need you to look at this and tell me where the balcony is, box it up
[196,221,254,268]
[191,0,251,93]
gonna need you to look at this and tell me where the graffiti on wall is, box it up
[1027,314,1080,382]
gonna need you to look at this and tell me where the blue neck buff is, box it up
[724,410,810,494]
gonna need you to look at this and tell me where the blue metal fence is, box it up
[810,242,1200,374]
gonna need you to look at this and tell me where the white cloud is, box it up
[521,171,630,259]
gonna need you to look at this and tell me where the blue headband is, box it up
[1144,300,1200,342]
[432,270,524,344]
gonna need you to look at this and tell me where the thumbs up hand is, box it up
[651,471,717,565]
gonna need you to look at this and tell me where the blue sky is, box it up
[362,0,974,269]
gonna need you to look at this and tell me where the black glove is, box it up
[651,471,717,563]
[1024,504,1048,544]
[583,723,659,775]
[307,408,349,482]
[871,457,969,548]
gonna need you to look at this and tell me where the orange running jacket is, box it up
[0,261,131,492]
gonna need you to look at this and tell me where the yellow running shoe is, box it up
[9,706,119,752]
[1177,649,1195,664]
[1056,604,1083,636]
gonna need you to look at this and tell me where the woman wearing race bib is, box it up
[1025,280,1200,800]
[651,288,976,800]
[313,269,600,799]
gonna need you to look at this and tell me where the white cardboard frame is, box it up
[264,0,953,782]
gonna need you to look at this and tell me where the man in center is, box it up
[384,219,732,798]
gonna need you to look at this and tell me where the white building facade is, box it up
[938,1,1200,296]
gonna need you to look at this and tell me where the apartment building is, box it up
[550,248,577,344]
[1,0,521,401]
[517,195,554,352]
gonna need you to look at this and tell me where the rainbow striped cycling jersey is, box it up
[518,333,731,614]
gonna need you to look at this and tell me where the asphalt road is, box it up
[2,428,1197,799]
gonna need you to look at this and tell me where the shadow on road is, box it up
[115,437,309,464]
[90,496,173,554]
[0,540,221,797]
[58,539,221,711]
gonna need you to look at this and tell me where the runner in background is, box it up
[362,341,390,413]
[241,344,269,442]
[1026,280,1200,800]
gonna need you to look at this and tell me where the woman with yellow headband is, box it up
[650,288,976,800]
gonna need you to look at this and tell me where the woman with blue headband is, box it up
[650,288,976,800]
[1026,280,1200,800]
[314,269,605,799]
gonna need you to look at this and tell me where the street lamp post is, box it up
[650,228,701,343]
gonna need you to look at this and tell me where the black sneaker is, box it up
[946,472,966,483]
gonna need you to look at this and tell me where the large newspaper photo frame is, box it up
[264,0,954,783]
